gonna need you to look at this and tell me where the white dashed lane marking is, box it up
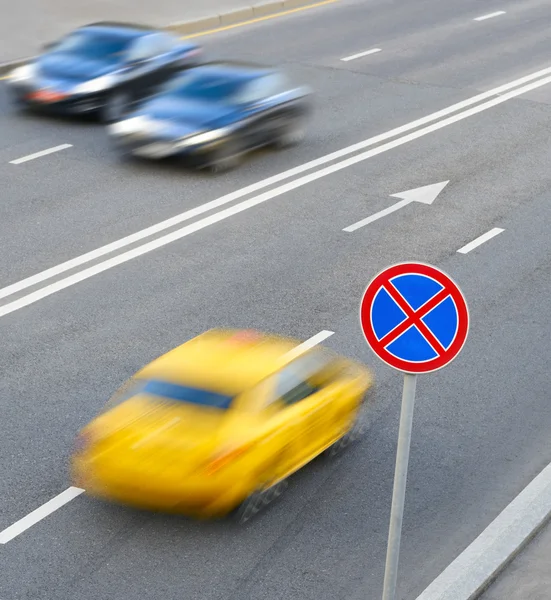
[0,487,84,544]
[10,143,73,165]
[341,48,382,62]
[457,228,505,254]
[474,11,506,22]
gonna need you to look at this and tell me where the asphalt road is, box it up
[2,0,551,599]
[0,0,261,63]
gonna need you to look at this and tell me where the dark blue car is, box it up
[7,22,202,122]
[107,61,313,172]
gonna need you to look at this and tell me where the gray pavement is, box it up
[0,0,516,64]
[3,0,550,286]
[2,1,551,600]
[0,0,265,63]
[480,518,551,600]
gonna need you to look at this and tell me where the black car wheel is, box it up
[101,91,130,124]
[274,116,305,149]
[205,140,243,174]
[234,479,289,525]
[9,91,29,114]
[232,449,290,525]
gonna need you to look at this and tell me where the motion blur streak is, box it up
[2,63,551,307]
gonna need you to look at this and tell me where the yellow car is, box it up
[70,328,375,522]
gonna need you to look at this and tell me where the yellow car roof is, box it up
[134,329,302,395]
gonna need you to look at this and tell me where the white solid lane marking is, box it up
[1,65,550,305]
[474,11,505,21]
[457,228,504,254]
[341,48,382,62]
[283,330,335,361]
[9,144,73,165]
[415,460,551,600]
[0,486,84,544]
[2,69,551,318]
[1,74,551,318]
[3,74,551,318]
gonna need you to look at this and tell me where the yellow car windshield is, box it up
[105,378,235,411]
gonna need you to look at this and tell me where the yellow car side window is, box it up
[259,351,337,410]
[275,364,318,406]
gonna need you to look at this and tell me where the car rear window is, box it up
[141,380,234,409]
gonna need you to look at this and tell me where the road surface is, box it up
[1,0,551,599]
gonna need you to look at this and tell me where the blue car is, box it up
[107,61,313,172]
[7,22,202,122]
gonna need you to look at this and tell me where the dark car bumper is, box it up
[109,130,224,167]
[9,82,105,115]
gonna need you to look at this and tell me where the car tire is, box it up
[327,400,372,458]
[13,102,30,116]
[101,91,129,124]
[205,140,243,174]
[235,479,288,525]
[233,452,289,525]
[274,116,305,149]
[234,490,264,524]
[9,92,29,114]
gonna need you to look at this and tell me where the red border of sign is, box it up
[360,262,469,374]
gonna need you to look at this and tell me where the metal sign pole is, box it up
[360,262,469,600]
[381,372,418,600]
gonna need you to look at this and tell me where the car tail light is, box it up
[227,330,262,345]
[204,443,254,476]
[29,90,67,102]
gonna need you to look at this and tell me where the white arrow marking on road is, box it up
[343,181,450,232]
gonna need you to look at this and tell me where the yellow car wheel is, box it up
[235,491,263,524]
[328,419,362,456]
[328,393,374,457]
[234,453,289,525]
[235,479,289,525]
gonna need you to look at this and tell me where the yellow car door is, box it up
[271,359,334,465]
[238,375,303,485]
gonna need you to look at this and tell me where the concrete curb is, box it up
[415,460,551,600]
[0,0,322,77]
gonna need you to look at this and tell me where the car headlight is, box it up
[9,63,37,84]
[108,116,147,135]
[73,74,116,94]
[108,116,164,136]
[179,128,230,147]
